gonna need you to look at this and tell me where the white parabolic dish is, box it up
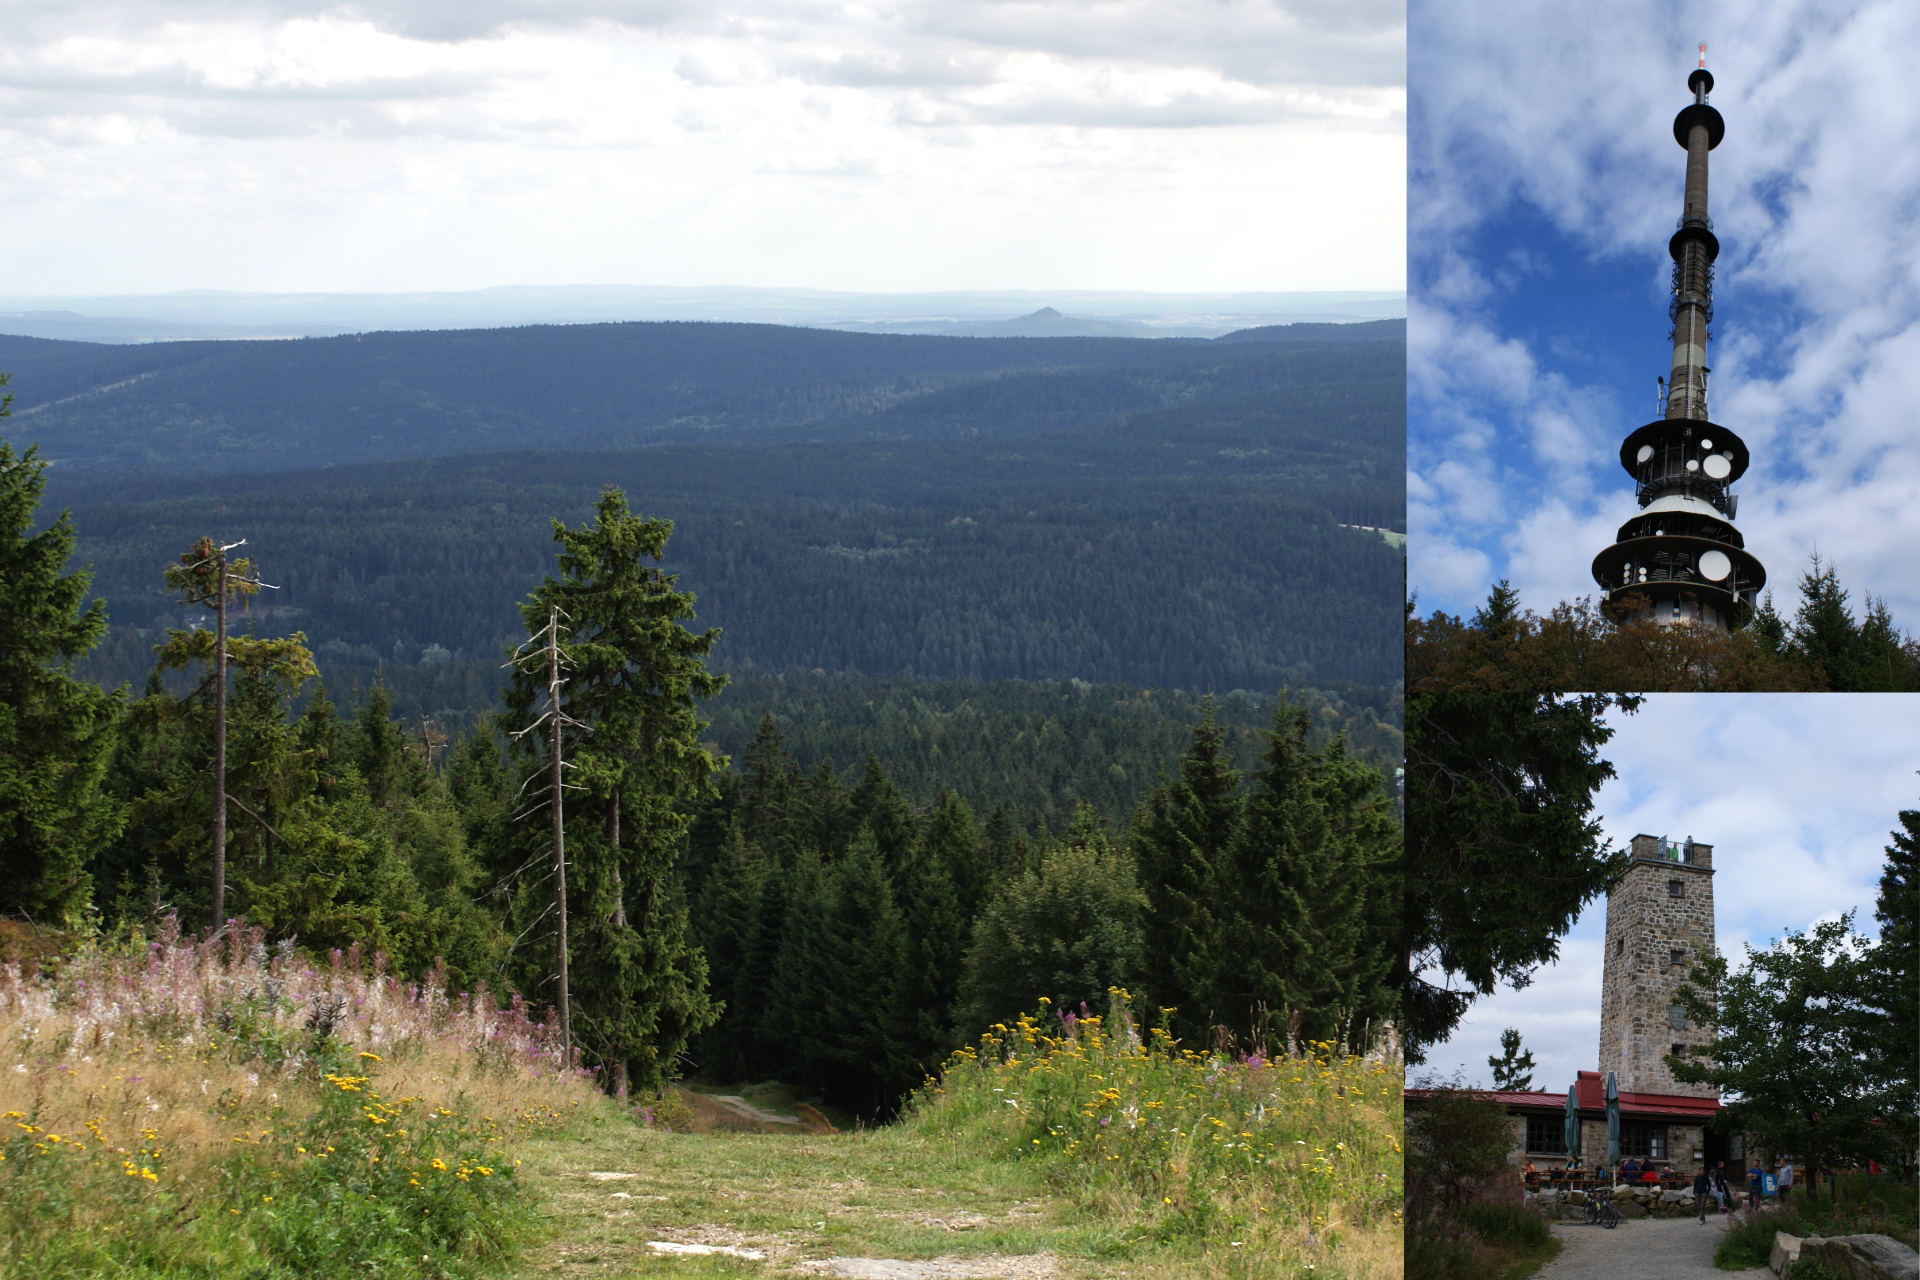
[1703,453,1732,480]
[1699,549,1733,581]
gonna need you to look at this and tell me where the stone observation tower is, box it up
[1599,833,1718,1099]
[1591,47,1766,630]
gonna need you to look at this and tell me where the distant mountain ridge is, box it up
[0,317,1404,476]
[0,285,1405,343]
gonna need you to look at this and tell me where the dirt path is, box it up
[1539,1215,1767,1280]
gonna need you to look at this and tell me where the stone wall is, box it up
[1598,834,1721,1097]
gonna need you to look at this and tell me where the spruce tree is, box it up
[1219,704,1395,1051]
[850,755,918,878]
[1488,1028,1537,1090]
[739,713,800,855]
[814,831,911,1115]
[890,820,965,1083]
[1132,708,1241,1043]
[1786,553,1865,689]
[503,488,725,1095]
[693,821,766,1082]
[1870,805,1917,1110]
[757,848,829,1084]
[924,790,988,921]
[0,428,124,925]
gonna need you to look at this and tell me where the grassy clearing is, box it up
[5,933,1402,1279]
[522,996,1402,1279]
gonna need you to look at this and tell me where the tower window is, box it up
[1671,1044,1686,1058]
[1616,936,1625,955]
[1668,880,1685,898]
[1670,949,1686,966]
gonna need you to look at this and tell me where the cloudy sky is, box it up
[1408,0,1920,633]
[0,0,1403,297]
[1421,695,1918,1094]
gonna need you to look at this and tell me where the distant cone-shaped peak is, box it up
[1028,307,1062,318]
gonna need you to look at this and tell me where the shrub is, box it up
[1462,1202,1551,1249]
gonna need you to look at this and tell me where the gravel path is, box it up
[1539,1214,1768,1280]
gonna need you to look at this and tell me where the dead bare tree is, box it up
[507,605,588,1068]
[163,537,273,934]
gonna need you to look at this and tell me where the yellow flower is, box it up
[359,1052,382,1062]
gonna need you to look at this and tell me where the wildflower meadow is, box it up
[904,991,1404,1278]
[0,918,599,1279]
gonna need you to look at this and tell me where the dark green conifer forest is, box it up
[0,321,1402,1117]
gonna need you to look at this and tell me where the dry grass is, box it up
[2,921,594,1182]
[1,919,604,1278]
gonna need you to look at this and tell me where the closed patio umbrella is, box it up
[1605,1071,1622,1170]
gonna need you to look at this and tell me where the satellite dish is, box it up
[1636,444,1655,464]
[1699,549,1732,581]
[1686,458,1701,472]
[1703,453,1732,480]
[1699,438,1713,450]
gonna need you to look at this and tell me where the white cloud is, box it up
[1409,0,1920,627]
[0,0,1404,294]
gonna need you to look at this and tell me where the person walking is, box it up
[1693,1166,1712,1223]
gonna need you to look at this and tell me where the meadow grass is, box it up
[1,920,597,1279]
[5,932,1403,1279]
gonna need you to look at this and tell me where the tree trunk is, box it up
[607,791,628,1099]
[211,547,228,934]
[549,608,571,1071]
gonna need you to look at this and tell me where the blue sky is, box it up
[1408,0,1920,633]
[1419,695,1917,1094]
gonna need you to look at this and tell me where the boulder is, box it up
[1796,1234,1920,1280]
[1618,1200,1650,1218]
[1537,1189,1561,1207]
[1772,1233,1803,1278]
[1660,1188,1690,1204]
[1566,1189,1588,1205]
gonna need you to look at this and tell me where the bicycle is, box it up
[1584,1197,1622,1229]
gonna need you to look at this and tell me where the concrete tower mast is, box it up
[1591,47,1766,630]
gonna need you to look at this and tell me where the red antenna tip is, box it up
[1698,42,1708,69]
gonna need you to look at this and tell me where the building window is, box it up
[1671,1044,1686,1058]
[1621,1124,1668,1161]
[1668,880,1685,898]
[1616,936,1625,955]
[1525,1116,1566,1154]
[1670,949,1686,966]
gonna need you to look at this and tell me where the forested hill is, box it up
[0,321,1401,474]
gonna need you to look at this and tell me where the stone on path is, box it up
[647,1241,769,1260]
[1772,1232,1804,1276]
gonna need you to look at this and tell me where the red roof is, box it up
[1404,1071,1720,1122]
